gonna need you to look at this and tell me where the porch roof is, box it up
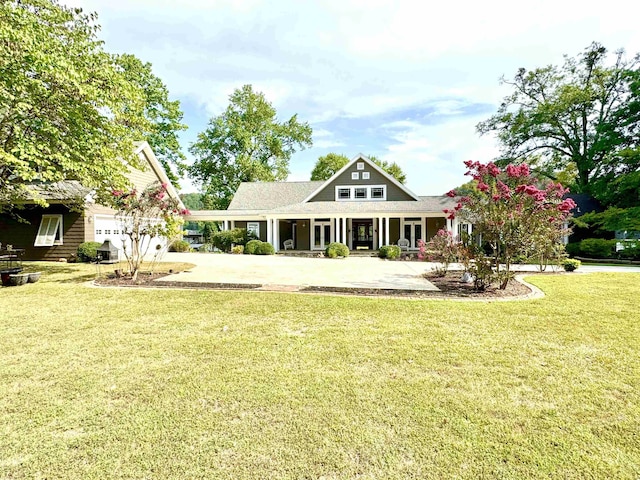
[268,196,455,215]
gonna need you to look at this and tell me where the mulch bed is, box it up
[94,270,539,299]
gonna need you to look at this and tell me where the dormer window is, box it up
[338,188,351,199]
[362,172,370,180]
[371,187,385,199]
[355,187,367,199]
[357,162,364,170]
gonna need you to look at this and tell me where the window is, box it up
[351,172,359,180]
[355,187,367,199]
[362,171,370,180]
[34,214,63,247]
[357,162,364,170]
[105,229,111,235]
[338,188,351,199]
[371,187,385,199]
[247,222,260,238]
[95,229,102,235]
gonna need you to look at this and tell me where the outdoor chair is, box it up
[283,239,294,250]
[397,238,410,251]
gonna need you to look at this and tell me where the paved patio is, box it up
[158,252,441,291]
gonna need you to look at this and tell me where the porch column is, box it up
[452,218,459,239]
[266,217,273,245]
[342,217,347,247]
[273,218,279,251]
[335,218,340,243]
[384,217,390,246]
[230,220,235,230]
[347,219,353,250]
[446,218,453,233]
[223,220,229,231]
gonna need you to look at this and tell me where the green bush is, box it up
[77,242,102,262]
[562,258,581,272]
[617,241,640,260]
[378,245,401,260]
[578,238,617,258]
[255,241,275,255]
[231,245,244,254]
[244,239,262,255]
[211,228,255,252]
[169,240,191,252]
[565,242,580,257]
[325,242,349,258]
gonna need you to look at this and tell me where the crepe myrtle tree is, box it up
[442,161,576,289]
[112,182,189,281]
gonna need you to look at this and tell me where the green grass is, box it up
[1,263,639,479]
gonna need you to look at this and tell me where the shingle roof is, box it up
[26,181,90,200]
[228,181,324,210]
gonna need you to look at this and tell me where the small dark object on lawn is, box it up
[169,269,174,273]
[28,272,41,283]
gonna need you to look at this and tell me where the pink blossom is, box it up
[180,208,191,215]
[492,194,501,201]
[446,189,457,198]
[487,162,501,177]
[477,182,489,192]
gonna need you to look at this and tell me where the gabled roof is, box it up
[134,141,185,210]
[228,181,324,210]
[302,154,421,203]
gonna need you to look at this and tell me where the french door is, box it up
[313,221,332,250]
[403,221,423,249]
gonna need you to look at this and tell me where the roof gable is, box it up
[302,154,420,203]
[133,141,185,210]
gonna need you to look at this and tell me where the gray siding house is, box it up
[187,154,462,252]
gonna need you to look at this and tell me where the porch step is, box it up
[277,250,378,258]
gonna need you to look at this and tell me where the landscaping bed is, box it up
[94,269,537,299]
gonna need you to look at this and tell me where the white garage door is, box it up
[93,215,168,260]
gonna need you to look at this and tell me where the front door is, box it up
[403,222,423,249]
[352,220,373,249]
[313,221,331,250]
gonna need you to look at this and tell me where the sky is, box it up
[64,0,640,196]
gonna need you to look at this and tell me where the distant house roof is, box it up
[566,193,603,217]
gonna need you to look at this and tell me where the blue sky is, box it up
[65,0,640,195]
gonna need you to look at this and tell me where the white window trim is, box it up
[356,162,364,170]
[351,172,359,180]
[34,214,63,247]
[362,171,370,180]
[337,187,351,200]
[335,185,387,201]
[247,222,260,238]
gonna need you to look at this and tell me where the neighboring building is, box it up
[186,154,460,251]
[183,229,204,249]
[0,142,184,261]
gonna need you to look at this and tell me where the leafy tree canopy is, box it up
[477,42,640,202]
[189,84,313,209]
[310,153,407,184]
[0,0,185,212]
[115,54,187,187]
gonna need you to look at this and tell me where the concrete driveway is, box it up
[158,252,440,291]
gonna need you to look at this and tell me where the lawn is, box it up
[1,263,639,479]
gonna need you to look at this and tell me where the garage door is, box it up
[93,215,168,260]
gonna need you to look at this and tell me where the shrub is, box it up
[244,239,262,255]
[211,228,253,252]
[379,245,401,260]
[563,258,581,271]
[231,245,244,254]
[169,240,191,252]
[325,242,349,258]
[617,241,640,260]
[77,242,102,262]
[198,243,213,252]
[578,238,616,258]
[256,241,275,255]
[565,242,580,257]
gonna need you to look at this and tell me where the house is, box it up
[0,142,184,261]
[186,154,461,251]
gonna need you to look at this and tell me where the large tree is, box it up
[189,85,313,209]
[310,153,407,184]
[115,54,187,187]
[0,0,152,211]
[477,42,640,196]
